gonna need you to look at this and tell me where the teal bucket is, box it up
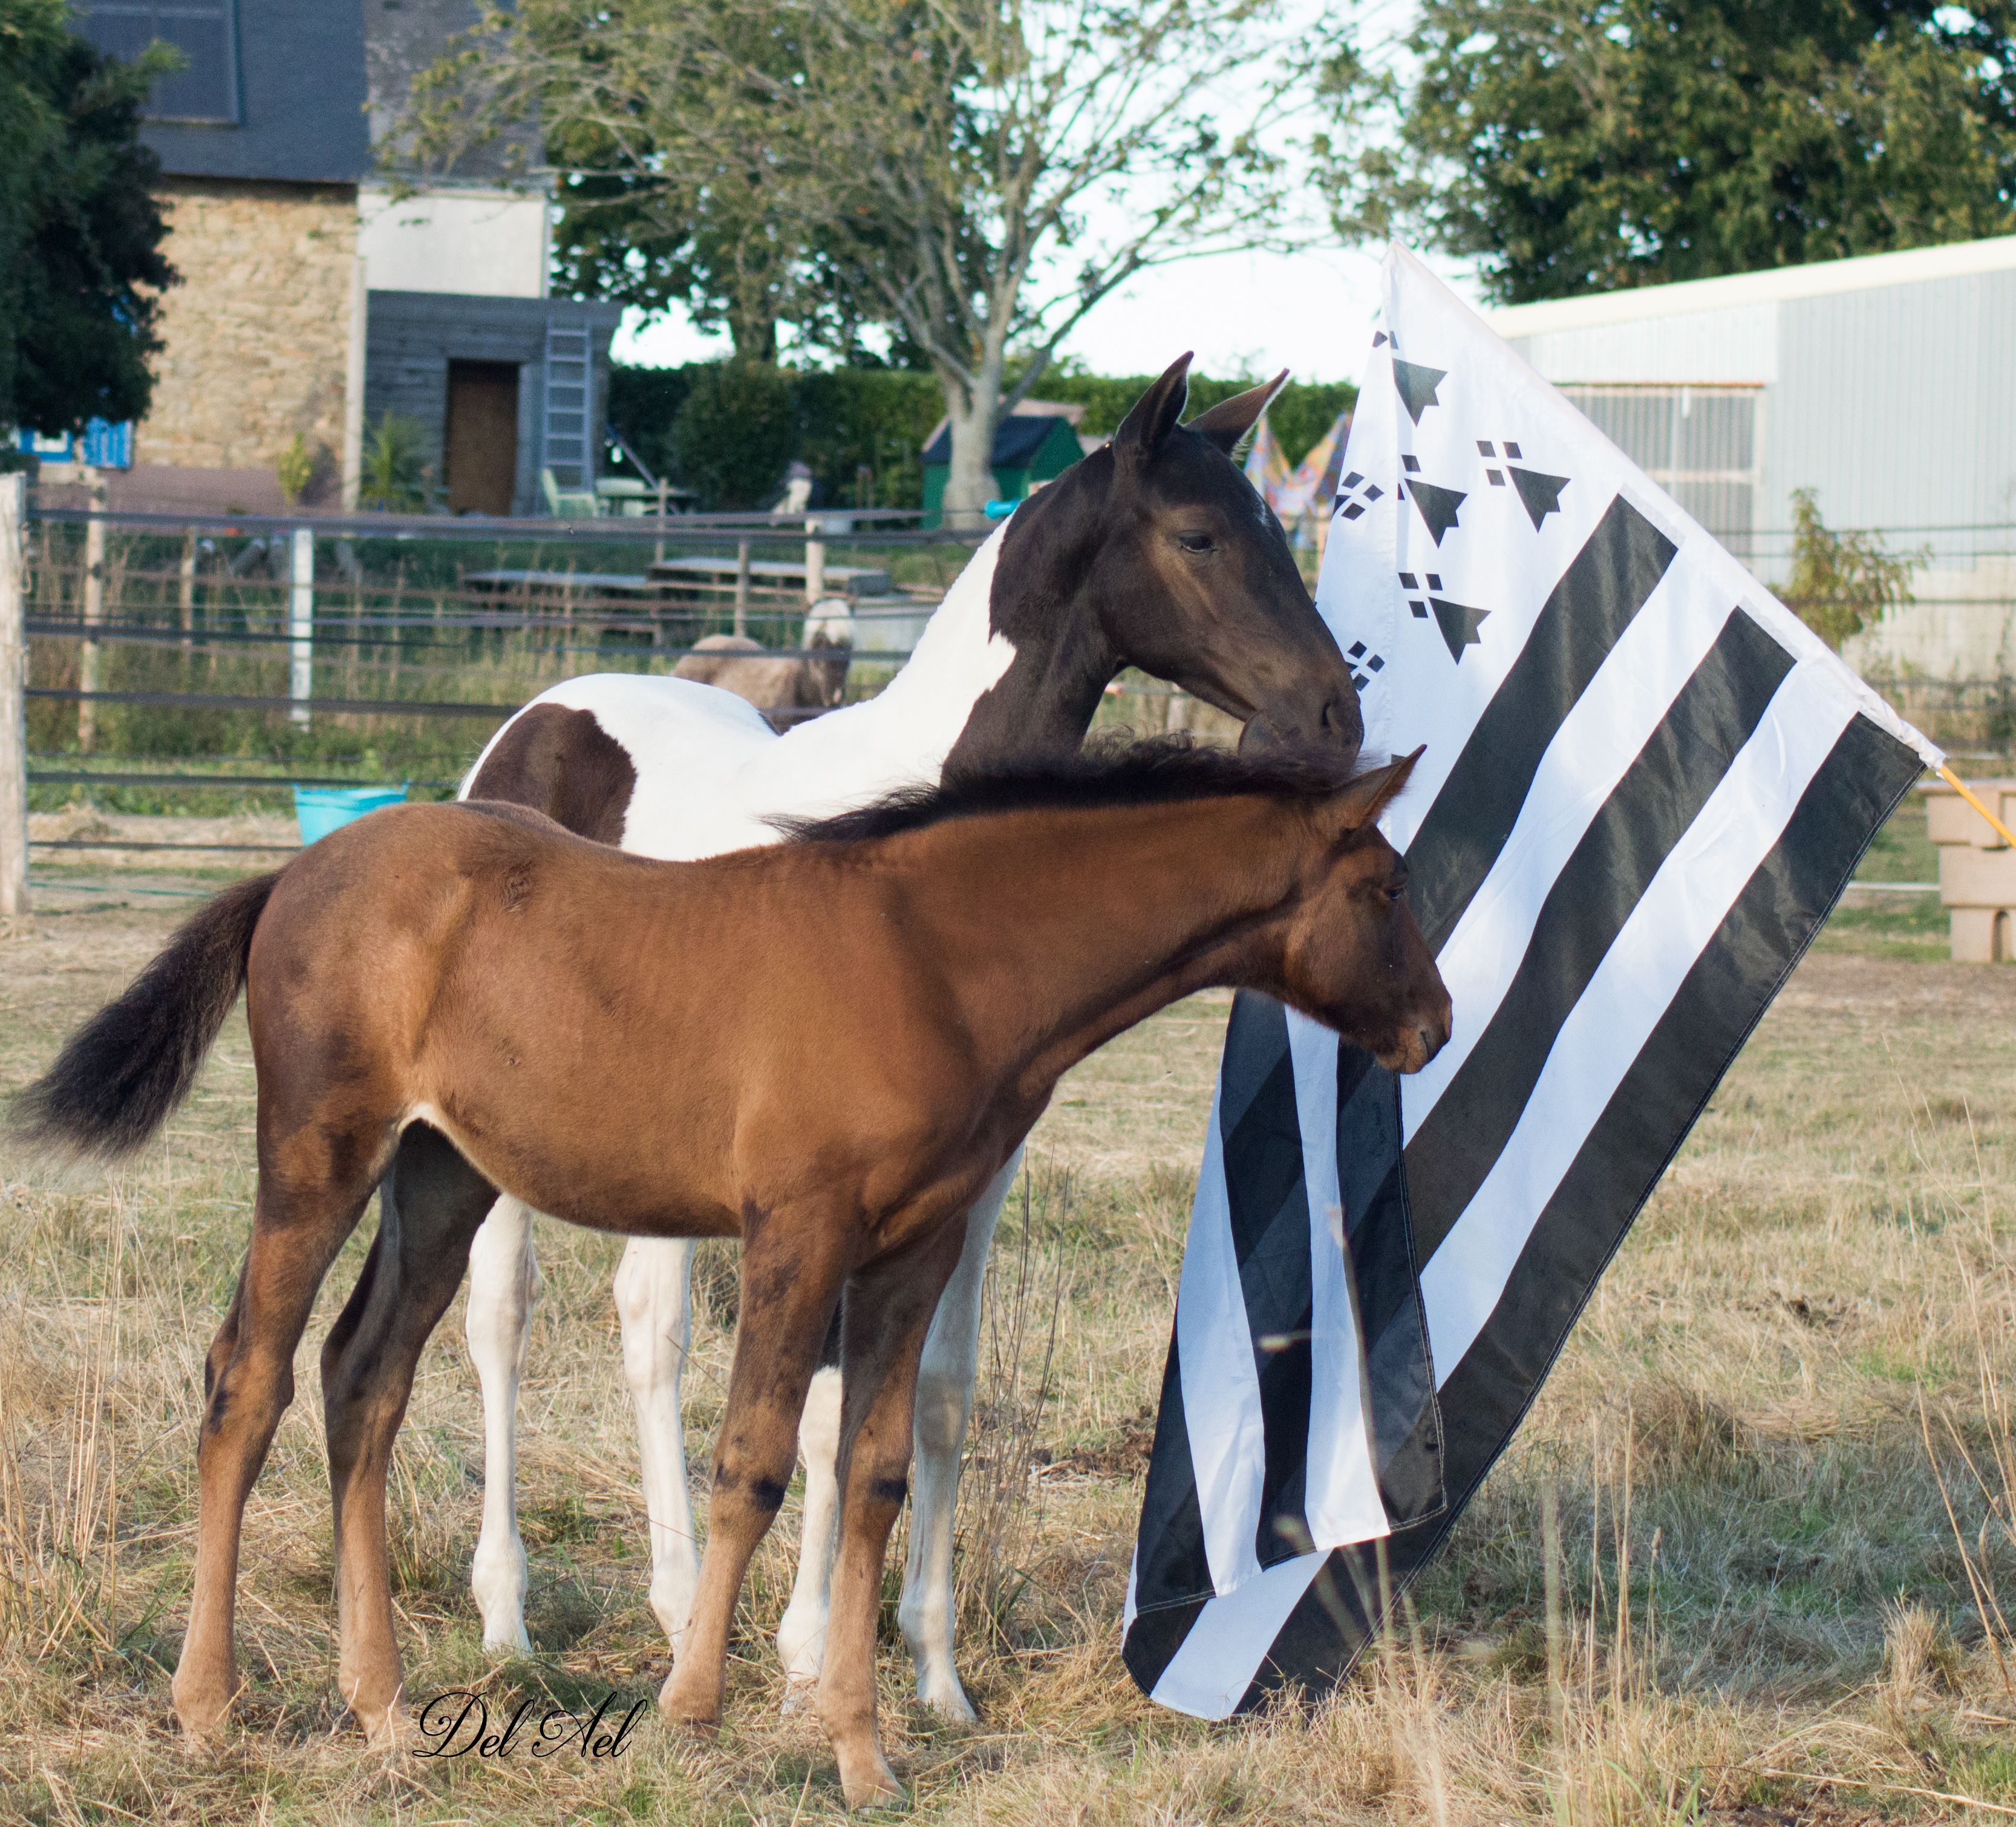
[294,784,408,846]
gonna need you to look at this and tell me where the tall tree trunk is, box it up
[728,307,779,365]
[938,347,1007,522]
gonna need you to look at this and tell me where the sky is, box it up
[612,242,1486,390]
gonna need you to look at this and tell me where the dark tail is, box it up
[11,871,280,1161]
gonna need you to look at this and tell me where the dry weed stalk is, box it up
[1914,1106,2015,1698]
[954,1169,1067,1649]
[1538,1422,1710,1827]
[0,1201,123,1658]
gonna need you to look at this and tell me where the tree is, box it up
[0,0,175,435]
[408,0,1362,517]
[1347,0,2016,304]
[1781,488,1923,651]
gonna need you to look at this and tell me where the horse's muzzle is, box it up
[1378,1005,1452,1075]
[1238,690,1363,760]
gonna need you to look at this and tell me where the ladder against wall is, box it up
[541,322,593,487]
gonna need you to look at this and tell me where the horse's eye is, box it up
[1176,531,1217,555]
[1385,877,1408,904]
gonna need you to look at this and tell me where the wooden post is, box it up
[179,529,197,650]
[289,525,314,727]
[804,516,825,605]
[77,468,105,752]
[0,472,28,915]
[654,476,668,564]
[734,537,751,638]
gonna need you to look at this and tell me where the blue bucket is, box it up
[294,784,408,846]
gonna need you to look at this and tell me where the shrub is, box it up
[670,362,796,510]
[1781,488,1923,652]
[357,413,433,514]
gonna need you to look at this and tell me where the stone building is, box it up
[67,0,618,516]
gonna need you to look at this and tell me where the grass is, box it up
[2,811,2015,1824]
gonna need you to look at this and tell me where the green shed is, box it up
[921,408,1086,527]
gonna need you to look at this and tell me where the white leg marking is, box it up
[899,1149,1019,1722]
[613,1236,700,1653]
[466,1195,542,1654]
[775,1364,843,1709]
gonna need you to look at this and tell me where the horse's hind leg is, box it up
[320,1125,497,1740]
[818,1216,970,1809]
[172,1168,379,1744]
[613,1235,702,1652]
[465,1194,542,1653]
[775,1340,841,1707]
[899,1148,1019,1721]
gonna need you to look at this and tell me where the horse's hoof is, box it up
[780,1675,815,1718]
[350,1697,415,1748]
[170,1676,233,1748]
[919,1678,976,1725]
[837,1745,905,1812]
[480,1625,532,1658]
[657,1674,722,1733]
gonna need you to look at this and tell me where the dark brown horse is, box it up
[16,740,1448,1808]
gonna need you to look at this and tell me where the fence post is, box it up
[289,525,314,727]
[804,517,825,606]
[734,538,751,638]
[179,529,197,651]
[77,468,105,752]
[0,472,27,915]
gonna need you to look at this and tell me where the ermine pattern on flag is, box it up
[1123,246,1938,1719]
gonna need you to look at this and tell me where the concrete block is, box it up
[1950,906,2015,963]
[1939,845,2016,906]
[1925,779,2016,848]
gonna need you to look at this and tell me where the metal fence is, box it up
[8,480,2016,916]
[0,491,1210,907]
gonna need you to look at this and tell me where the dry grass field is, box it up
[2,795,2014,1825]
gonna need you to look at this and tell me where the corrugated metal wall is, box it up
[1769,270,2016,570]
[1511,267,2016,585]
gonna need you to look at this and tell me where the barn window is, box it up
[1558,385,1762,561]
[75,0,241,125]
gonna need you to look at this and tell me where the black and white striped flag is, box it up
[1123,244,1940,1716]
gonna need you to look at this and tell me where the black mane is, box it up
[775,736,1362,846]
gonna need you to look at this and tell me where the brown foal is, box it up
[16,740,1450,1807]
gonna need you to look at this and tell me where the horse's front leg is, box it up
[818,1215,971,1809]
[658,1215,847,1730]
[613,1235,700,1652]
[898,1148,1019,1721]
[465,1194,541,1654]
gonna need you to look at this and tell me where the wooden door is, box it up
[445,361,520,515]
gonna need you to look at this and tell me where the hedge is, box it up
[607,363,1358,512]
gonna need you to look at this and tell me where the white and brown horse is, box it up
[16,741,1447,1807]
[457,353,1364,1714]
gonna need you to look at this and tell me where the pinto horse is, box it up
[455,353,1362,1715]
[16,740,1447,1808]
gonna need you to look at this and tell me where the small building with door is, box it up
[921,400,1089,526]
[61,0,620,516]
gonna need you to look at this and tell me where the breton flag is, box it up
[1122,244,1941,1716]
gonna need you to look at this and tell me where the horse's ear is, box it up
[1325,747,1423,837]
[1114,353,1193,464]
[1187,370,1290,456]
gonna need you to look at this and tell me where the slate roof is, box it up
[365,0,537,184]
[71,0,530,187]
[73,0,371,183]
